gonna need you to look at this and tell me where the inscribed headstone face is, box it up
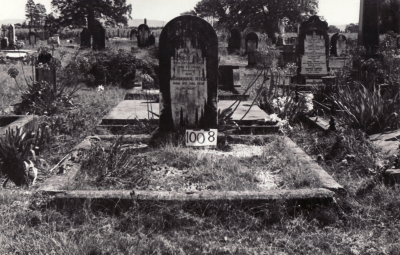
[297,15,329,79]
[159,15,218,132]
[300,33,328,75]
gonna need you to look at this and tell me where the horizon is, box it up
[2,0,360,27]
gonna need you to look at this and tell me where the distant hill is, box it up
[0,19,25,26]
[128,19,166,28]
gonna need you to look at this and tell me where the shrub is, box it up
[0,124,49,187]
[331,82,399,135]
[61,49,158,89]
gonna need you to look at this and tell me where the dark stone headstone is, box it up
[8,24,15,46]
[92,22,106,50]
[330,32,339,56]
[80,28,91,48]
[218,66,239,93]
[245,32,258,53]
[358,0,379,55]
[29,32,36,45]
[297,15,329,80]
[137,24,150,47]
[148,34,156,46]
[1,38,8,49]
[159,15,218,132]
[228,28,241,53]
[331,34,347,57]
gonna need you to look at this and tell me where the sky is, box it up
[1,0,361,27]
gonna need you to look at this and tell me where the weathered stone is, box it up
[148,33,155,46]
[159,15,218,132]
[245,32,258,53]
[130,29,137,41]
[1,38,8,49]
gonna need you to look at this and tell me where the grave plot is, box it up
[35,134,342,204]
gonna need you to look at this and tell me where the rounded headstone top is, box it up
[138,24,150,31]
[245,32,258,41]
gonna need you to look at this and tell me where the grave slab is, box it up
[100,100,270,126]
[369,129,400,155]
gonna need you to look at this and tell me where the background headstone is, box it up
[228,28,241,53]
[29,32,36,45]
[80,28,91,48]
[245,32,258,53]
[8,24,15,46]
[92,22,106,50]
[148,33,156,46]
[1,38,8,49]
[137,23,150,47]
[130,29,138,41]
[336,35,347,56]
[159,15,218,132]
[358,0,379,54]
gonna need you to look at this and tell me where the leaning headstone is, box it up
[159,15,218,132]
[297,15,329,83]
[1,38,8,49]
[358,0,379,55]
[92,22,106,50]
[137,23,150,47]
[29,32,36,45]
[80,28,91,48]
[8,24,15,46]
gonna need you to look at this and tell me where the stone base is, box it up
[384,169,400,186]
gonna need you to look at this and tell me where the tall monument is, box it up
[358,0,379,55]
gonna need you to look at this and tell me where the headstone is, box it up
[336,35,347,56]
[80,28,91,48]
[159,15,218,132]
[8,24,15,46]
[29,32,36,45]
[92,22,106,50]
[297,15,329,82]
[1,38,8,49]
[130,29,138,40]
[137,23,150,47]
[245,32,258,53]
[241,27,255,51]
[218,66,239,92]
[228,28,241,53]
[148,33,156,46]
[330,33,339,56]
[358,0,379,55]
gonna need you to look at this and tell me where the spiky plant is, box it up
[0,125,49,187]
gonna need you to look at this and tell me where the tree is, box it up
[194,0,318,40]
[51,0,132,32]
[345,23,359,33]
[379,0,400,33]
[35,3,47,27]
[25,0,36,32]
[328,25,340,33]
[44,13,60,37]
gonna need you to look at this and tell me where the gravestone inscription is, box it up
[297,15,329,81]
[159,15,218,132]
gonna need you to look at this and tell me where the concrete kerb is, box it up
[20,134,342,207]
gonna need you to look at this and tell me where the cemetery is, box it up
[0,0,400,253]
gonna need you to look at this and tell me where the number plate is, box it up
[185,129,217,146]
